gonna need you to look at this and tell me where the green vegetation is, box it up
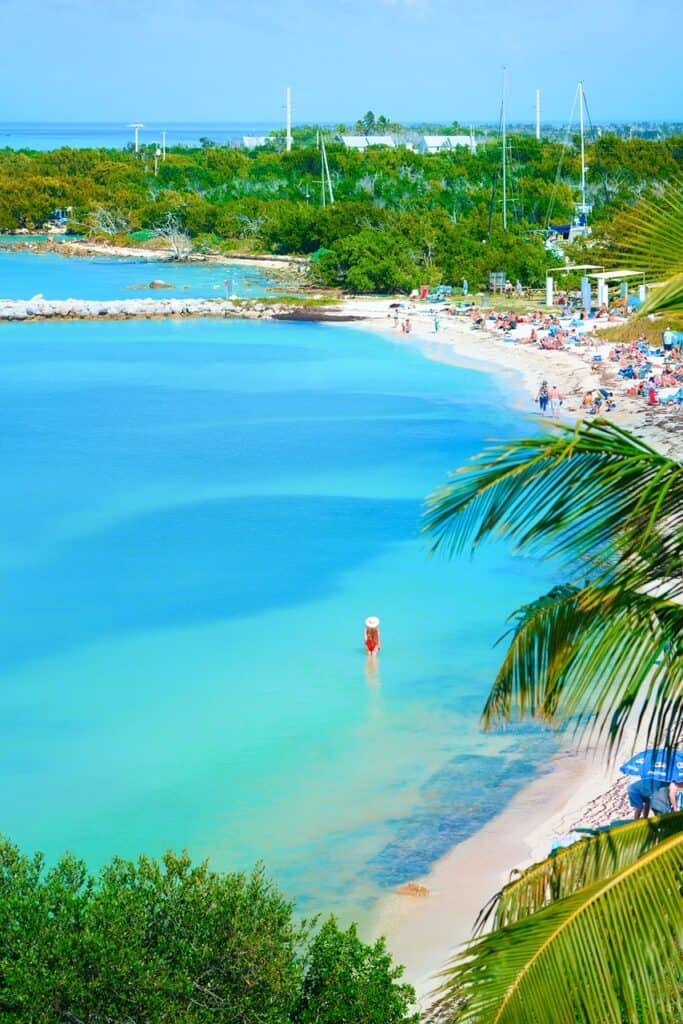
[0,837,417,1023]
[1,133,682,292]
[425,420,683,1022]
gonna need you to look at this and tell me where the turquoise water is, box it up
[0,315,556,917]
[0,250,281,300]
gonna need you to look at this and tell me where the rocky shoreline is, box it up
[0,296,357,323]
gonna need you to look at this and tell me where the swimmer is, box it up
[364,616,381,657]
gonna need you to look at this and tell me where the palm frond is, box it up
[435,831,683,1024]
[478,814,683,933]
[425,421,683,592]
[608,181,683,282]
[483,582,683,750]
[638,271,683,317]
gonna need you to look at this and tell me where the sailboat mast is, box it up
[579,81,587,218]
[321,134,326,208]
[502,67,508,231]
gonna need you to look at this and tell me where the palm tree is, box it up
[424,418,683,1023]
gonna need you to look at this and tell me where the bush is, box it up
[0,836,417,1024]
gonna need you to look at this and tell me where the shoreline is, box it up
[49,239,311,273]
[368,745,630,1002]
[335,296,683,461]
[335,299,665,1000]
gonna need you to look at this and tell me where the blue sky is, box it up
[2,0,680,123]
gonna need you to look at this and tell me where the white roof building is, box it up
[341,135,396,150]
[242,136,272,149]
[418,134,477,155]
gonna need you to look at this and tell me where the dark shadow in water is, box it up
[0,494,417,672]
[368,742,559,888]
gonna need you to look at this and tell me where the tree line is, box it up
[0,134,681,292]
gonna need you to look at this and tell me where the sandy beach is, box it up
[333,296,678,1002]
[336,296,683,462]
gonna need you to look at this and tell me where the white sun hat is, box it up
[365,616,380,628]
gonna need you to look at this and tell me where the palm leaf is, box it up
[484,582,683,750]
[434,831,683,1024]
[638,271,683,317]
[425,420,683,595]
[478,814,683,933]
[609,182,683,283]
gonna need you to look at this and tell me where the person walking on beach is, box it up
[549,384,563,417]
[364,616,381,657]
[536,381,549,415]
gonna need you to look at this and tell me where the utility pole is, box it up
[161,130,167,160]
[286,86,293,153]
[129,123,144,154]
[535,88,541,141]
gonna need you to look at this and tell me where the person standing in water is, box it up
[365,616,381,657]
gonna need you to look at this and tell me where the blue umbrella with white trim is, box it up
[619,749,683,785]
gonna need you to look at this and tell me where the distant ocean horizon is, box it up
[0,119,637,152]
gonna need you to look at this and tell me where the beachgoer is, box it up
[364,616,381,657]
[628,778,671,819]
[548,385,563,417]
[405,318,412,335]
[536,381,549,415]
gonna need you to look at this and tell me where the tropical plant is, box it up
[609,179,683,316]
[429,815,683,1024]
[424,418,683,1022]
[0,837,418,1023]
[427,418,682,750]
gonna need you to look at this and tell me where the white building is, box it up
[242,136,273,150]
[418,134,477,155]
[340,135,396,151]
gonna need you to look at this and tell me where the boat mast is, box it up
[321,133,326,207]
[502,67,508,230]
[579,81,587,221]
[319,133,334,207]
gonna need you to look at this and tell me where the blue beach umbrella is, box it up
[619,749,683,784]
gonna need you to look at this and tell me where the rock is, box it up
[396,883,430,898]
[149,279,174,289]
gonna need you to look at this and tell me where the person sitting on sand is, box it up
[364,617,381,657]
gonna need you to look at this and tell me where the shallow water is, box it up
[0,250,281,300]
[0,315,556,917]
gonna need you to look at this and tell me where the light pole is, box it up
[154,145,161,176]
[161,130,166,160]
[129,123,144,154]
